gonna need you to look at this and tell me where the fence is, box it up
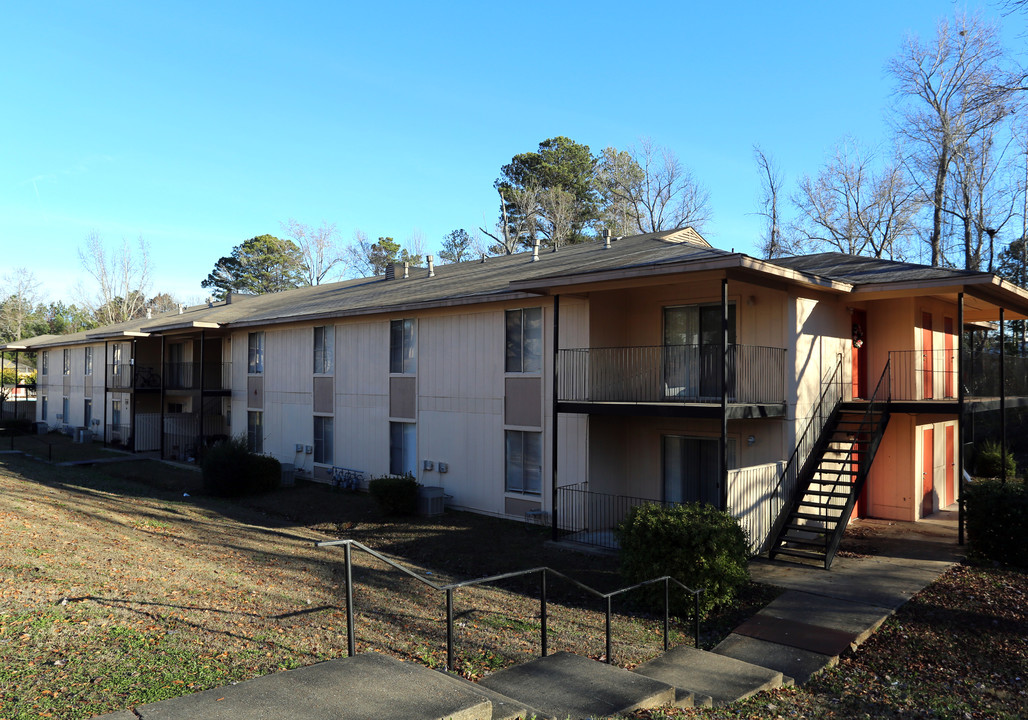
[726,461,787,553]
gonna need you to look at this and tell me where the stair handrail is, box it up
[765,353,844,547]
[316,538,704,672]
[822,358,892,567]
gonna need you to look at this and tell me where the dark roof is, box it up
[774,253,984,285]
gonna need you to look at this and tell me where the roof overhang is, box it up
[850,275,1028,321]
[141,321,221,333]
[84,331,152,340]
[0,344,28,350]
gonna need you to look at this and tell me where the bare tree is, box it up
[889,12,1020,265]
[596,147,644,236]
[280,219,346,285]
[753,145,786,258]
[345,229,375,277]
[597,138,711,234]
[793,140,922,259]
[539,187,578,250]
[480,184,541,255]
[77,232,152,325]
[0,268,43,342]
[406,229,427,265]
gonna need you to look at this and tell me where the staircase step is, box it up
[438,671,545,720]
[792,511,841,522]
[771,546,827,561]
[803,490,851,498]
[124,652,494,720]
[634,645,784,707]
[478,651,675,720]
[777,535,828,548]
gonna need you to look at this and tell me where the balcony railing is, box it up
[558,344,786,405]
[890,349,1028,400]
[163,362,232,391]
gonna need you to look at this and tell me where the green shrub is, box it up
[975,440,1017,479]
[616,503,749,618]
[202,436,281,497]
[368,474,418,515]
[964,478,1027,568]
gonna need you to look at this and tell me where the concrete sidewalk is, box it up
[94,512,964,719]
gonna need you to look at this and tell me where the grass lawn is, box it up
[0,454,772,719]
[1,432,123,464]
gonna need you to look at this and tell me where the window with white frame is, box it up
[112,345,123,377]
[41,351,49,376]
[247,411,263,453]
[314,416,333,465]
[389,319,416,374]
[389,421,416,475]
[314,326,335,374]
[63,349,70,375]
[505,430,542,495]
[248,332,264,374]
[84,347,93,376]
[505,308,543,373]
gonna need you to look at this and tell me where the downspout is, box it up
[551,294,560,542]
[958,293,965,546]
[130,339,136,452]
[720,278,729,510]
[1000,308,1007,483]
[104,340,109,447]
[14,350,18,421]
[159,335,165,459]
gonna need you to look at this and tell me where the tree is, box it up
[539,187,578,250]
[495,136,599,247]
[346,236,423,277]
[596,138,711,235]
[792,140,921,259]
[753,146,786,259]
[201,235,305,299]
[0,269,43,343]
[78,232,152,325]
[27,302,95,336]
[280,219,346,285]
[889,12,1020,265]
[481,184,541,255]
[439,229,474,264]
[596,147,644,236]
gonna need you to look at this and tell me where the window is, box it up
[248,332,264,374]
[662,435,736,508]
[314,326,335,374]
[247,411,263,453]
[314,416,333,464]
[663,303,737,399]
[505,308,543,373]
[389,421,416,475]
[61,397,69,422]
[41,396,48,421]
[505,430,542,494]
[167,402,184,414]
[112,400,121,427]
[41,351,48,376]
[63,349,70,375]
[112,345,123,376]
[83,399,92,427]
[84,347,93,376]
[389,319,416,374]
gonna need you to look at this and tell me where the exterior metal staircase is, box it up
[768,360,891,569]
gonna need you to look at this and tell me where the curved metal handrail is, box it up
[316,538,703,671]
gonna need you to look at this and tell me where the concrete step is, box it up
[478,651,675,720]
[633,645,785,707]
[436,670,544,720]
[106,652,494,720]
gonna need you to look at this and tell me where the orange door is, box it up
[945,425,955,508]
[852,310,867,399]
[944,317,954,398]
[922,427,934,517]
[922,312,934,400]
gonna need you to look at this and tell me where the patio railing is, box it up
[558,344,786,405]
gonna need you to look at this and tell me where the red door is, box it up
[945,425,955,508]
[852,310,867,399]
[922,427,935,517]
[944,317,954,398]
[922,312,934,400]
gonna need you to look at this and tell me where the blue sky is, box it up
[3,1,1024,303]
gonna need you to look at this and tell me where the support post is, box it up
[720,278,729,510]
[605,596,612,664]
[551,295,560,541]
[1000,308,1007,483]
[344,542,355,657]
[958,294,965,545]
[199,331,206,457]
[446,588,454,672]
[130,339,136,452]
[663,578,670,652]
[540,570,548,657]
[159,335,165,458]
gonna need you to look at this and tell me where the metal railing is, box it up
[765,354,844,547]
[963,351,1028,399]
[558,344,786,405]
[105,423,132,448]
[555,483,671,550]
[316,539,703,672]
[726,462,787,553]
[889,349,957,400]
[163,362,232,391]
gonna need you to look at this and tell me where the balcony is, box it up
[557,344,786,417]
[888,349,1028,407]
[163,362,232,392]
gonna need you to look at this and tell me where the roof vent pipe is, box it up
[403,262,410,279]
[604,229,612,249]
[178,304,185,315]
[427,255,435,277]
[146,307,152,320]
[531,239,540,262]
[481,254,487,263]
